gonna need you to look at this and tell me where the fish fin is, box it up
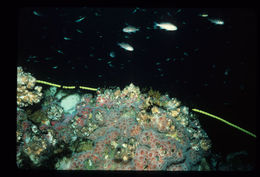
[153,22,158,29]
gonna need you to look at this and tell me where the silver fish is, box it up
[75,16,86,23]
[198,13,208,17]
[208,18,224,25]
[64,37,71,40]
[33,10,42,16]
[118,42,134,51]
[154,22,177,31]
[122,26,140,33]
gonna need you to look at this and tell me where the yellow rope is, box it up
[79,86,98,91]
[36,80,61,88]
[36,80,97,91]
[62,86,76,89]
[192,108,256,138]
[35,80,256,138]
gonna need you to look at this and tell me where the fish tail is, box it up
[153,22,158,29]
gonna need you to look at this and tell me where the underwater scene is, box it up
[17,7,256,171]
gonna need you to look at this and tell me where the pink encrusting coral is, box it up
[68,151,101,169]
[133,129,186,170]
[16,74,212,170]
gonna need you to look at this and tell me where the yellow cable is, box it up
[36,80,98,91]
[34,80,256,138]
[192,108,256,138]
[79,86,98,91]
[62,86,76,89]
[36,80,61,88]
